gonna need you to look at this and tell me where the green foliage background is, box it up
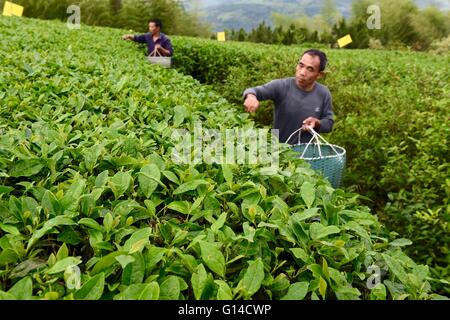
[0,0,212,37]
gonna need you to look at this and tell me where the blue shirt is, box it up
[133,32,174,56]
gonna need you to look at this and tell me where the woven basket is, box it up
[147,49,172,68]
[287,127,346,188]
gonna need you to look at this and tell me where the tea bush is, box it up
[0,16,447,300]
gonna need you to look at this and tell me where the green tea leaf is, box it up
[281,282,309,300]
[290,248,312,264]
[103,212,114,233]
[27,216,76,250]
[309,223,340,240]
[84,144,103,172]
[121,253,145,285]
[271,274,290,292]
[47,257,82,274]
[319,276,327,299]
[41,190,62,216]
[56,243,69,261]
[61,179,86,211]
[0,249,20,266]
[74,273,105,300]
[211,212,227,233]
[9,159,44,177]
[389,238,413,247]
[0,223,20,235]
[109,171,132,199]
[199,241,225,278]
[173,105,188,126]
[0,291,17,300]
[114,282,159,300]
[173,179,208,195]
[167,201,190,215]
[191,263,208,300]
[162,170,179,184]
[145,247,167,270]
[335,286,361,300]
[115,255,135,269]
[123,228,152,253]
[215,280,233,300]
[138,164,161,198]
[8,277,33,300]
[300,181,315,208]
[382,253,409,284]
[369,284,387,300]
[92,251,126,275]
[0,186,13,194]
[294,208,320,222]
[343,221,370,240]
[237,258,265,297]
[78,218,103,231]
[221,164,233,186]
[159,276,181,300]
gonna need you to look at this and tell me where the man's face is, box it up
[295,53,322,90]
[149,22,159,35]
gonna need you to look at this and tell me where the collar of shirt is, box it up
[150,32,167,42]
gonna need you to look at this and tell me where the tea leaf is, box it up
[199,241,225,278]
[74,273,105,300]
[281,282,309,300]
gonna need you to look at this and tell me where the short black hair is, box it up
[301,49,328,72]
[149,19,162,29]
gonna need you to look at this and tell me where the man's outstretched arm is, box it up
[122,34,147,43]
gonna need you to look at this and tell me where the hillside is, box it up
[182,0,450,31]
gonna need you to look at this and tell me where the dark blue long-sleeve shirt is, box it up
[133,32,174,56]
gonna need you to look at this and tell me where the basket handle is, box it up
[301,127,322,158]
[307,127,341,156]
[149,49,162,57]
[284,126,319,145]
[286,126,341,158]
[284,127,302,145]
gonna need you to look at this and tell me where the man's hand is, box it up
[122,34,134,41]
[155,44,170,56]
[302,117,321,131]
[244,94,260,113]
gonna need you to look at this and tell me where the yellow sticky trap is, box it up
[217,32,226,42]
[3,1,24,17]
[337,34,353,48]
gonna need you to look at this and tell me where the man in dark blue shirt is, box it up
[122,19,173,57]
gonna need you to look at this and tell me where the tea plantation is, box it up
[0,16,448,300]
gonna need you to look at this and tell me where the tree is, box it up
[320,0,341,30]
[248,21,273,44]
[8,0,210,38]
[282,24,295,45]
[332,17,348,39]
[411,6,450,50]
[237,28,247,42]
[110,0,122,14]
[79,0,114,27]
